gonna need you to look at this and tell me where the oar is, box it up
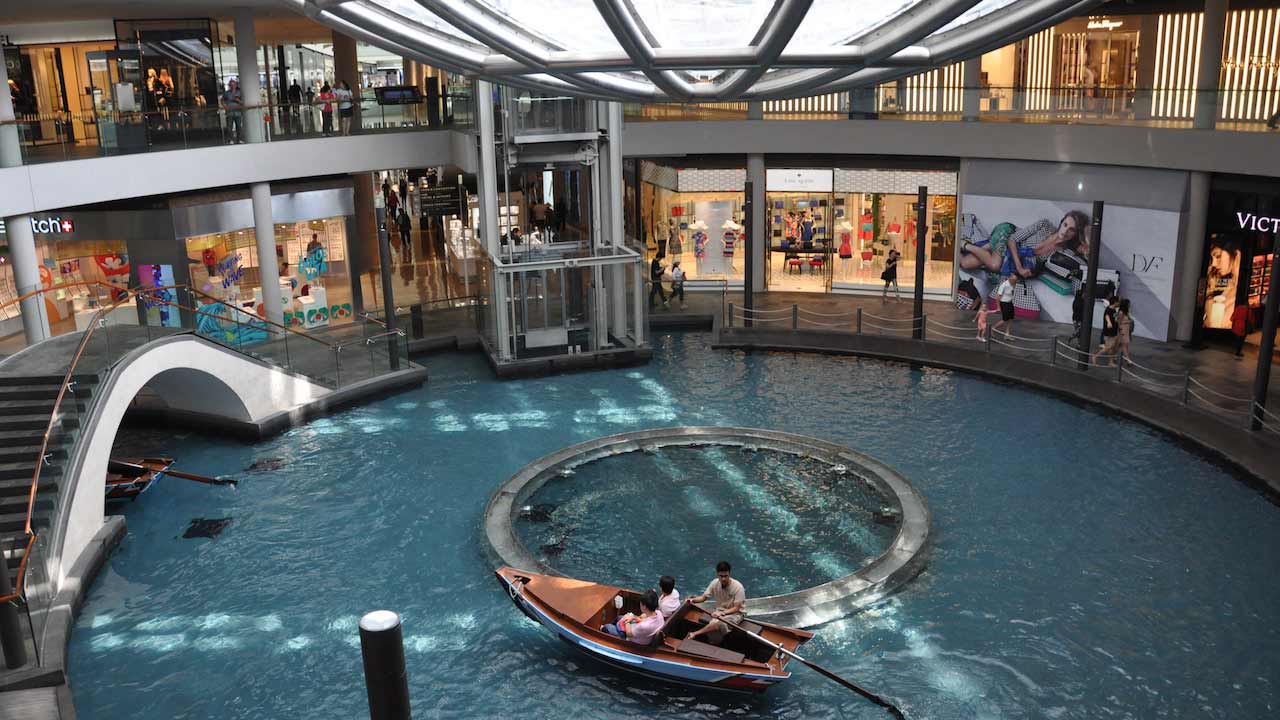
[163,468,238,487]
[693,605,907,719]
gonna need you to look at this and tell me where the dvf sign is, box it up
[29,216,75,234]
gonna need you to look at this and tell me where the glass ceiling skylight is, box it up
[295,0,1098,101]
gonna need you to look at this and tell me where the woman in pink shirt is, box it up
[602,590,664,645]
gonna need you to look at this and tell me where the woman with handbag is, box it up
[881,249,900,303]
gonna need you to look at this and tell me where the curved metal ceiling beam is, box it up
[740,0,982,100]
[709,0,812,99]
[418,0,658,99]
[592,0,696,100]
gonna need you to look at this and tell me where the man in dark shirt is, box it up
[648,256,668,309]
[287,81,303,133]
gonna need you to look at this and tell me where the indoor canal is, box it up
[67,332,1280,719]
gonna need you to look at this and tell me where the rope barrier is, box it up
[997,332,1055,344]
[1187,376,1253,403]
[796,307,857,319]
[1187,389,1250,416]
[735,314,790,324]
[1252,402,1280,424]
[799,318,854,329]
[1055,349,1110,367]
[928,319,981,332]
[860,320,911,333]
[1120,367,1184,391]
[990,337,1044,351]
[861,313,921,324]
[1054,341,1093,357]
[737,306,792,315]
[1123,358,1188,378]
[929,328,984,342]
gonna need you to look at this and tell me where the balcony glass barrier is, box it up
[624,86,1279,132]
[1,94,473,166]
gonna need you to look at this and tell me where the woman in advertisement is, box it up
[1202,236,1241,330]
[959,210,1091,279]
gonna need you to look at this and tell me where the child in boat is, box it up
[602,589,664,645]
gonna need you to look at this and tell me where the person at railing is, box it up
[220,79,243,144]
[336,80,355,136]
[318,83,336,136]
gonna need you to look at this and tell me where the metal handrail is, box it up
[185,288,338,351]
[0,280,123,315]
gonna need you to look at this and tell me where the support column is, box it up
[747,154,767,296]
[1251,251,1280,430]
[477,80,511,359]
[333,30,361,130]
[1132,14,1160,121]
[1174,172,1211,342]
[912,186,927,339]
[961,59,981,122]
[251,183,284,325]
[1194,0,1228,130]
[1078,201,1106,368]
[350,172,378,314]
[0,53,50,343]
[234,10,264,144]
[747,100,763,120]
[607,102,628,337]
[849,88,877,119]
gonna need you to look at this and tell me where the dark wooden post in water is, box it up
[912,185,927,339]
[0,550,27,668]
[1077,201,1105,370]
[1251,251,1280,430]
[359,610,411,720]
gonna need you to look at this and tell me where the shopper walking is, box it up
[1230,303,1250,359]
[335,80,355,135]
[1091,295,1121,366]
[221,79,243,143]
[992,273,1018,338]
[648,255,668,309]
[1116,298,1134,364]
[318,83,336,136]
[286,80,303,134]
[670,260,686,310]
[881,248,900,302]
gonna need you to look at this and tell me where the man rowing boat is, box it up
[686,560,746,645]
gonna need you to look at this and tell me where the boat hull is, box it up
[496,571,784,693]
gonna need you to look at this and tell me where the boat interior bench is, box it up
[675,638,746,665]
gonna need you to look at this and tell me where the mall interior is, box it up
[1,1,1279,718]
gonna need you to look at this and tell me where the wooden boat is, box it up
[105,457,174,501]
[495,566,814,692]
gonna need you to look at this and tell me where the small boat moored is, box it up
[495,566,814,693]
[105,457,174,501]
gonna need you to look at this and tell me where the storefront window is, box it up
[1199,180,1280,348]
[767,191,833,293]
[640,166,746,286]
[184,217,353,329]
[830,191,956,294]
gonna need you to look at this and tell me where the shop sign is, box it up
[766,169,833,193]
[1086,18,1124,31]
[419,186,465,217]
[1237,211,1280,233]
[29,216,75,234]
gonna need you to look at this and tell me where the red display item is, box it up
[670,206,685,216]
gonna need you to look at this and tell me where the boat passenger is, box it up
[686,560,747,645]
[601,589,664,645]
[658,575,681,618]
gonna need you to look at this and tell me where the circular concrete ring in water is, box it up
[483,427,931,629]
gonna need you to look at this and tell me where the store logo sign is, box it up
[1087,18,1124,31]
[765,168,833,193]
[29,216,74,234]
[1237,212,1280,233]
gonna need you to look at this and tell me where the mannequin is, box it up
[859,208,874,244]
[667,218,682,257]
[721,219,739,267]
[783,211,799,248]
[838,221,854,281]
[691,220,708,275]
[800,210,815,248]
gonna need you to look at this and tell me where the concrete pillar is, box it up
[476,80,511,359]
[747,154,767,294]
[961,59,981,122]
[849,87,877,119]
[1194,0,1228,129]
[251,183,284,325]
[333,31,361,130]
[747,100,763,120]
[0,56,50,343]
[234,10,264,144]
[1132,14,1160,121]
[1173,172,1211,342]
[607,102,628,337]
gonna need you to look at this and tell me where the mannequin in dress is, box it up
[837,220,854,280]
[800,210,816,248]
[691,220,709,275]
[667,219,683,258]
[721,219,739,271]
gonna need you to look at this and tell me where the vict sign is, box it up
[1237,212,1280,233]
[29,216,75,234]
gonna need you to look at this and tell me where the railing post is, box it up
[1050,338,1058,366]
[1182,372,1191,405]
[334,346,342,388]
[728,302,735,328]
[985,322,992,352]
[791,304,799,330]
[1116,357,1124,382]
[856,307,862,335]
[920,313,927,342]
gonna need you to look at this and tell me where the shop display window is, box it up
[640,183,745,285]
[0,235,131,338]
[829,192,956,295]
[183,216,353,329]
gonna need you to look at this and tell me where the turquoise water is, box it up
[68,333,1280,719]
[515,446,899,596]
